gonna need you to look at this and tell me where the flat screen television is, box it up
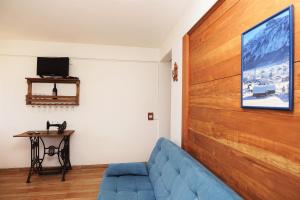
[37,57,69,78]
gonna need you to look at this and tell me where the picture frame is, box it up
[241,5,294,110]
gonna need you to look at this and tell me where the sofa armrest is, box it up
[105,162,148,177]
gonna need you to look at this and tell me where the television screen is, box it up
[37,57,69,77]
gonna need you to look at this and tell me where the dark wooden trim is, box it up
[71,164,108,169]
[182,34,190,150]
[0,164,108,173]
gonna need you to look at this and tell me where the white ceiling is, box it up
[0,0,190,48]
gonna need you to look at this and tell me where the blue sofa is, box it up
[98,138,242,200]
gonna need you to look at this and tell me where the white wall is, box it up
[157,62,171,139]
[160,0,218,58]
[0,40,171,168]
[0,0,218,167]
[170,42,183,146]
[160,0,218,146]
[0,40,159,62]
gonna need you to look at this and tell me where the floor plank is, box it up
[0,166,107,200]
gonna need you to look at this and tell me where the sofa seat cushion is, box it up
[98,175,155,200]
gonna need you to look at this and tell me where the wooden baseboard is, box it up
[72,164,108,169]
[0,164,108,173]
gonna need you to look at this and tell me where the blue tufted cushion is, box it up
[105,162,148,176]
[147,138,242,200]
[98,175,155,200]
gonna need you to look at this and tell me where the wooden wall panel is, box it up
[182,34,190,149]
[189,0,300,85]
[189,63,300,115]
[188,132,300,200]
[183,0,300,199]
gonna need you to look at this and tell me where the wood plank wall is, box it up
[182,0,300,199]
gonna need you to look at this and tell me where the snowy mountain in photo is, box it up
[242,13,290,71]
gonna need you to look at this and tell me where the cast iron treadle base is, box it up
[26,136,72,183]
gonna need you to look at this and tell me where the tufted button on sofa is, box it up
[98,138,242,200]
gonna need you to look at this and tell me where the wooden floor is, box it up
[0,166,107,200]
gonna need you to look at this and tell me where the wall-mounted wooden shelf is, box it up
[26,77,80,106]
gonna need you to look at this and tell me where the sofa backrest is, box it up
[147,138,242,200]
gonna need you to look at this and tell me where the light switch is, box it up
[148,112,154,120]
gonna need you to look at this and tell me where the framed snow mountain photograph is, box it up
[241,5,294,110]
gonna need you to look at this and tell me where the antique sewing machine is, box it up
[46,121,67,134]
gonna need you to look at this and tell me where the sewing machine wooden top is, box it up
[14,130,75,137]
